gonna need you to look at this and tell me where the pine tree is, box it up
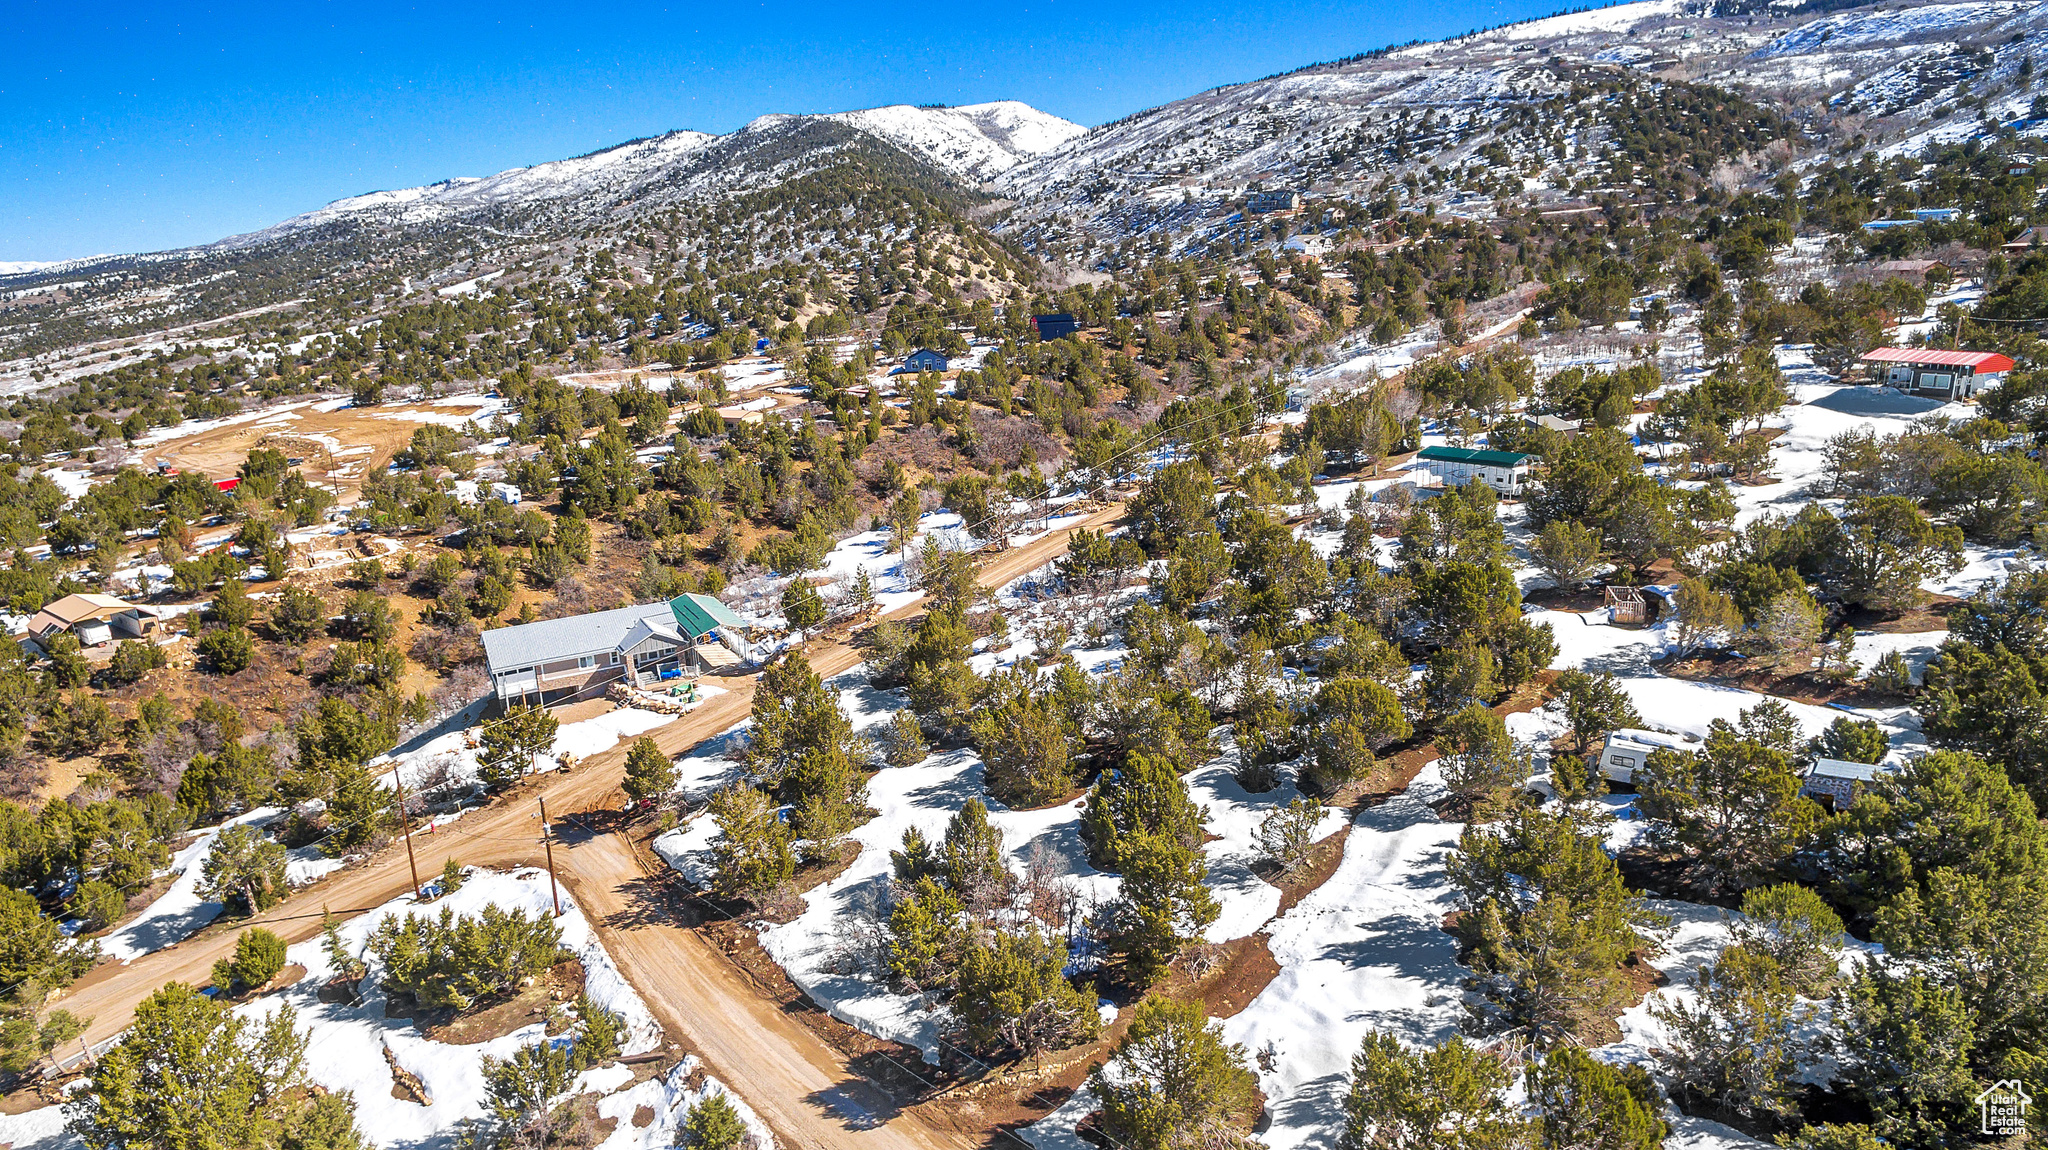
[1527,1045,1666,1150]
[323,762,389,852]
[1091,997,1258,1150]
[706,784,796,904]
[969,686,1075,807]
[1651,944,1807,1124]
[438,858,465,898]
[1257,797,1324,873]
[195,826,288,916]
[1635,714,1821,892]
[622,735,675,802]
[68,985,365,1150]
[885,877,963,993]
[880,707,928,767]
[1081,751,1207,870]
[1729,883,1843,996]
[742,653,853,789]
[940,799,1010,911]
[1435,702,1531,810]
[1307,676,1411,792]
[955,929,1099,1057]
[477,703,559,789]
[681,1092,748,1150]
[1671,577,1742,655]
[1552,669,1642,752]
[1448,807,1665,1044]
[211,928,287,995]
[781,580,826,639]
[1102,826,1218,984]
[1339,1030,1529,1150]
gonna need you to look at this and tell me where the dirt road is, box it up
[54,504,1121,1150]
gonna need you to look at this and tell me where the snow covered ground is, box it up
[0,869,774,1150]
[97,806,281,962]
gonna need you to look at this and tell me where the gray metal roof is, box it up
[1808,757,1887,781]
[480,602,675,673]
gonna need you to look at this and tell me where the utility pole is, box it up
[393,766,422,901]
[538,797,562,917]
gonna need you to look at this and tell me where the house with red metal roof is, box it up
[1857,347,2015,400]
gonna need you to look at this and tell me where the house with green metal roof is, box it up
[480,592,751,704]
[1413,445,1535,496]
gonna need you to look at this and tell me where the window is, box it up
[1921,372,1954,393]
[609,651,621,666]
[576,655,594,670]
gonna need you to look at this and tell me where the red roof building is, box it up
[1857,347,2014,400]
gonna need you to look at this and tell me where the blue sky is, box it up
[3,0,1572,262]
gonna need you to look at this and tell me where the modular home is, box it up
[1858,347,2014,400]
[1412,445,1534,496]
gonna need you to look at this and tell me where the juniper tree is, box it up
[1448,807,1666,1044]
[955,929,1098,1058]
[477,703,559,789]
[1435,702,1531,811]
[1339,1030,1528,1150]
[681,1092,748,1150]
[706,784,796,904]
[1651,943,1809,1125]
[67,984,365,1150]
[622,735,675,803]
[1091,997,1258,1150]
[1527,1045,1666,1150]
[196,825,289,917]
[1636,718,1821,893]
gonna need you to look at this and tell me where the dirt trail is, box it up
[50,504,1121,1150]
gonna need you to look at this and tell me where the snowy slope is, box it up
[209,102,1080,251]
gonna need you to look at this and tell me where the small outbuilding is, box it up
[1859,347,2014,401]
[1032,314,1081,340]
[1604,585,1647,625]
[902,348,949,373]
[1247,190,1301,215]
[1412,445,1534,496]
[1801,757,1888,811]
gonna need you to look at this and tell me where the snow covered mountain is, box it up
[991,0,2048,241]
[207,101,1081,252]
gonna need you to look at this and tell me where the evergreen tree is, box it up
[781,580,826,639]
[1448,808,1665,1044]
[1552,669,1641,752]
[880,707,929,767]
[1527,1045,1665,1150]
[1651,944,1808,1125]
[196,825,289,916]
[969,686,1075,807]
[438,858,465,898]
[1338,1030,1528,1150]
[1636,714,1821,892]
[939,799,1010,912]
[622,735,675,802]
[1082,752,1206,869]
[955,929,1099,1057]
[212,927,287,995]
[1091,997,1258,1150]
[1833,961,1980,1146]
[681,1092,748,1150]
[1730,883,1843,996]
[886,876,964,993]
[269,583,326,645]
[1257,797,1324,873]
[67,984,365,1150]
[706,784,796,904]
[1435,703,1531,811]
[477,703,559,789]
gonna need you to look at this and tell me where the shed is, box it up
[1801,758,1887,811]
[1412,445,1534,496]
[1520,413,1579,436]
[1858,347,2015,400]
[1032,314,1081,340]
[1604,585,1647,625]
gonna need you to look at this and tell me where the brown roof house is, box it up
[23,593,161,649]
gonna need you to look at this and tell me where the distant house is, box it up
[1032,314,1081,340]
[1596,728,1699,785]
[1801,757,1888,811]
[901,348,949,373]
[1412,445,1534,496]
[2005,225,2047,252]
[481,593,749,704]
[23,593,161,649]
[1872,259,1949,280]
[1246,190,1301,215]
[1859,347,2014,400]
[1910,206,1960,222]
[1519,413,1580,436]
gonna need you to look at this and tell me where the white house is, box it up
[1413,446,1534,496]
[481,593,749,704]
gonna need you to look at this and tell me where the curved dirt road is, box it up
[52,506,1120,1150]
